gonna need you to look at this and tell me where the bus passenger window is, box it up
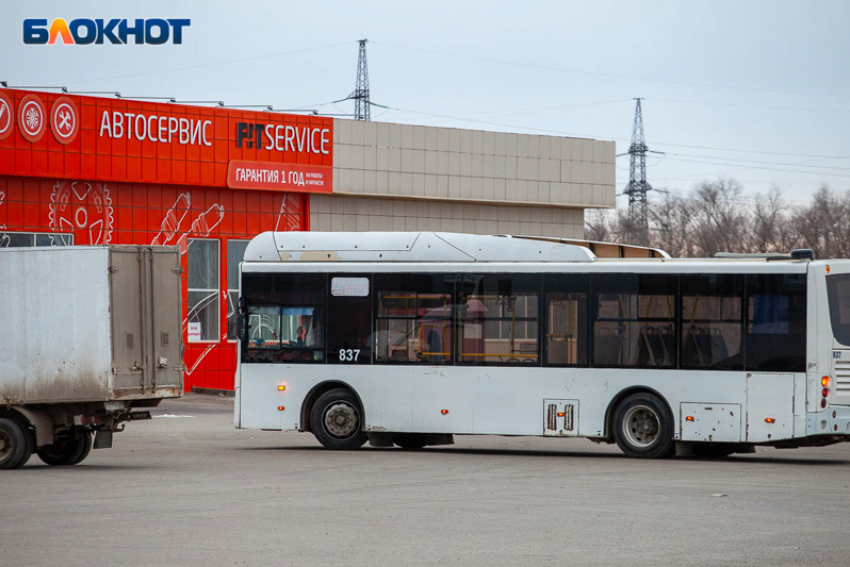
[374,274,454,364]
[458,274,540,366]
[543,274,589,366]
[680,274,744,370]
[592,274,677,368]
[746,274,806,372]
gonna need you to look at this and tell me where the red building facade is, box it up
[0,88,333,391]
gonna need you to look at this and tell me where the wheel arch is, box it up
[300,380,364,433]
[603,386,675,442]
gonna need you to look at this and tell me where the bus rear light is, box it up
[823,388,830,398]
[686,416,695,422]
[80,415,104,425]
[826,265,831,273]
[277,406,285,411]
[833,411,837,418]
[821,376,830,387]
[821,399,828,409]
[557,412,565,418]
[765,418,776,424]
[277,385,286,391]
[441,409,449,415]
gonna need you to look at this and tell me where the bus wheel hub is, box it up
[325,403,358,437]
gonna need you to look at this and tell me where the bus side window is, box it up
[457,274,541,366]
[543,274,589,366]
[680,274,744,370]
[591,274,677,368]
[373,274,454,364]
[746,274,806,372]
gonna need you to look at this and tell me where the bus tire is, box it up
[613,393,675,459]
[0,417,33,470]
[393,433,427,450]
[37,431,92,466]
[310,388,367,451]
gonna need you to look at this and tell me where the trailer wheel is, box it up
[310,388,367,450]
[393,433,427,450]
[613,393,675,459]
[37,431,93,466]
[71,432,94,465]
[0,418,33,470]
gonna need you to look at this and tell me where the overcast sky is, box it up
[4,0,850,206]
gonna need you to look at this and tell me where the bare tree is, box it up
[748,186,787,253]
[648,191,693,257]
[584,208,612,242]
[684,178,747,256]
[583,177,850,258]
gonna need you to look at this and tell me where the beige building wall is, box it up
[310,194,584,238]
[313,119,615,238]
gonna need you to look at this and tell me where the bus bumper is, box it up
[806,405,850,436]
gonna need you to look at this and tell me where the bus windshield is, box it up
[827,274,850,346]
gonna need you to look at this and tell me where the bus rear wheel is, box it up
[613,393,674,459]
[310,389,367,450]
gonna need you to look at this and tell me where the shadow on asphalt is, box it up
[18,464,165,472]
[236,444,850,465]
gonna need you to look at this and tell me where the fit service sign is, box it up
[0,89,334,194]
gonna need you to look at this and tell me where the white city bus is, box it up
[233,232,850,458]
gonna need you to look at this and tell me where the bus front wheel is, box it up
[613,393,675,459]
[310,389,368,451]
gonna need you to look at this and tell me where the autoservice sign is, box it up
[0,89,334,193]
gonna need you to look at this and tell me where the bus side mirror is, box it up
[237,313,246,341]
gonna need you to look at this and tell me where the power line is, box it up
[660,152,850,172]
[382,103,850,167]
[658,156,850,179]
[646,97,850,115]
[374,41,850,100]
[60,41,353,86]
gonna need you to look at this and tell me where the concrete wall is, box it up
[319,119,616,239]
[310,194,585,238]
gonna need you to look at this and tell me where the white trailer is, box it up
[0,245,183,469]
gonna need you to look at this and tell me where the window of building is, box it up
[0,232,73,247]
[680,274,744,370]
[374,274,454,364]
[240,272,327,363]
[187,239,219,342]
[592,274,677,367]
[544,274,589,366]
[458,274,540,365]
[227,240,250,340]
[746,274,806,371]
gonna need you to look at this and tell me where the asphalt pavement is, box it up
[1,393,849,567]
